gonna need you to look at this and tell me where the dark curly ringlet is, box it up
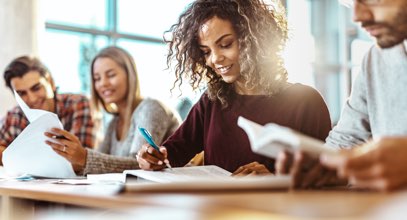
[165,0,288,107]
[4,56,53,90]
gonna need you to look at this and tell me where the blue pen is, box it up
[138,127,172,170]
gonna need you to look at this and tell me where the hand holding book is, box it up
[237,116,337,158]
[238,116,344,189]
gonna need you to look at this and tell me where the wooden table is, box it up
[0,179,405,220]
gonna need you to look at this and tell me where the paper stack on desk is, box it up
[2,91,76,179]
[122,165,291,192]
[237,116,337,159]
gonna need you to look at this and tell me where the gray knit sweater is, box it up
[82,98,181,174]
[326,41,407,148]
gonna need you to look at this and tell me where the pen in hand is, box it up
[138,127,172,170]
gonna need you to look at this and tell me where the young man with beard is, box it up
[276,0,407,191]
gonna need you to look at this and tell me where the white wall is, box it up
[0,0,40,116]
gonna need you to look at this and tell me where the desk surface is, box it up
[1,179,406,219]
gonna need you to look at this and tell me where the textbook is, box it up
[237,116,337,159]
[122,165,291,192]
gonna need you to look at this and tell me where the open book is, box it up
[237,116,337,159]
[2,91,76,179]
[122,165,291,192]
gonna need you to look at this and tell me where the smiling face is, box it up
[92,57,128,108]
[353,0,407,48]
[10,71,55,111]
[198,16,242,85]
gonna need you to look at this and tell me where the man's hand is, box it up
[321,137,407,191]
[276,150,344,189]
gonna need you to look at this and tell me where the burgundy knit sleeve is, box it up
[163,94,207,167]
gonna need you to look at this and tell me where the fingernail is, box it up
[278,151,285,159]
[349,176,356,185]
[158,161,163,165]
[320,155,327,163]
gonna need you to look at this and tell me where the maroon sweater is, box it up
[163,84,331,172]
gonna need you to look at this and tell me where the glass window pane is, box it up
[284,0,315,86]
[118,0,193,38]
[41,0,108,30]
[116,39,180,107]
[39,30,108,94]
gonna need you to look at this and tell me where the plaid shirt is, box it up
[0,93,95,148]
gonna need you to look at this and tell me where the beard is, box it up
[368,8,407,48]
[375,28,406,49]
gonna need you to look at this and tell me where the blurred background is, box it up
[0,0,374,124]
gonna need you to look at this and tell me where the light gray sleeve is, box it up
[325,58,372,149]
[95,118,115,154]
[82,99,180,175]
[127,99,181,156]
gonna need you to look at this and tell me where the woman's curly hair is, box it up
[165,0,288,107]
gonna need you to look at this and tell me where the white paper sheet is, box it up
[87,173,126,183]
[237,116,337,158]
[2,92,76,178]
[13,90,50,123]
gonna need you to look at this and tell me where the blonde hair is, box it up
[90,46,142,139]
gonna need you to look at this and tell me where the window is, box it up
[284,0,315,86]
[40,0,193,108]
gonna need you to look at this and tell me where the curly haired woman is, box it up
[137,0,331,176]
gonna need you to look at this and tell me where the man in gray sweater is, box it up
[276,0,407,191]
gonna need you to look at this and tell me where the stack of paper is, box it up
[2,91,76,178]
[237,116,337,159]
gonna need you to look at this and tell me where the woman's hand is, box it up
[44,128,87,173]
[0,145,6,165]
[232,161,272,176]
[136,143,169,171]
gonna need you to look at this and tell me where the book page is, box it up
[238,116,337,158]
[124,165,232,183]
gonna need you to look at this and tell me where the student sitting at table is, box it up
[136,0,332,175]
[276,0,407,191]
[45,46,181,175]
[0,56,95,164]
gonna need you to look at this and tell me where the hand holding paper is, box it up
[2,91,76,178]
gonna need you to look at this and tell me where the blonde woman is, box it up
[46,46,181,175]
